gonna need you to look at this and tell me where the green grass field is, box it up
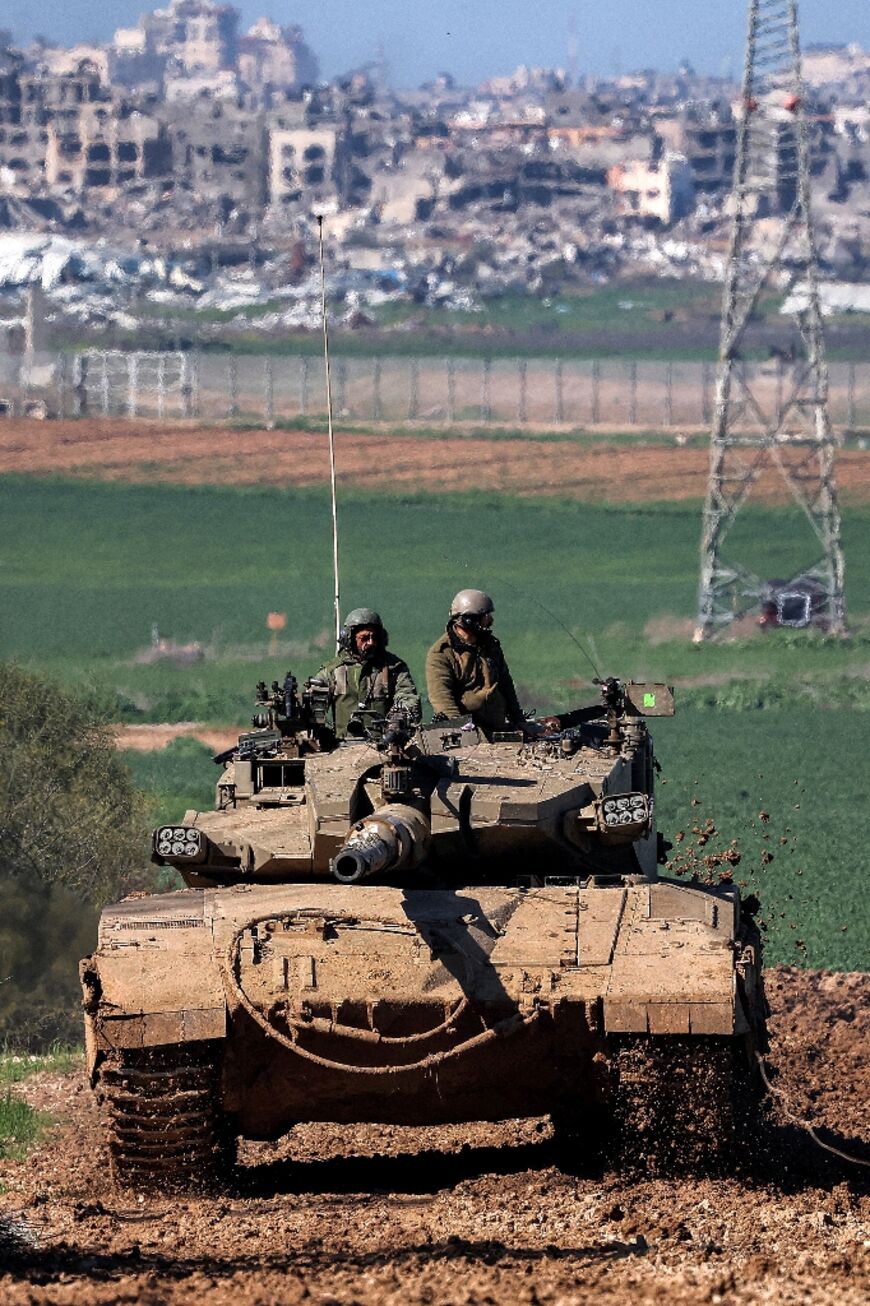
[3,473,868,977]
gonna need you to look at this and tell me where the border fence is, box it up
[2,350,869,431]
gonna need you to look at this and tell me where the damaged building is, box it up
[0,10,866,323]
[110,0,318,101]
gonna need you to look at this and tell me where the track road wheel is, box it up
[612,1035,754,1177]
[98,1042,235,1193]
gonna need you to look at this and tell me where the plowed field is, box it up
[2,968,867,1305]
[3,419,870,503]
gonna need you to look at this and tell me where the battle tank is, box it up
[81,674,765,1190]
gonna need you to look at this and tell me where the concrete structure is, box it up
[238,19,319,101]
[1,62,108,192]
[802,43,870,90]
[176,100,267,207]
[268,125,338,209]
[111,0,239,94]
[45,101,169,193]
[655,112,737,194]
[607,153,694,224]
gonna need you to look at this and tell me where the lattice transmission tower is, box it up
[695,0,846,640]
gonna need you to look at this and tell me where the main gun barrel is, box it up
[330,804,430,884]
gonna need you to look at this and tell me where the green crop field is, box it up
[2,473,868,982]
[2,476,869,721]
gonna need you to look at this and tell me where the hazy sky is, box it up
[4,1,868,88]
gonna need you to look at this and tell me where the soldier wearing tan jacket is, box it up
[425,589,526,738]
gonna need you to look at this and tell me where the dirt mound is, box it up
[3,419,870,504]
[1,966,867,1304]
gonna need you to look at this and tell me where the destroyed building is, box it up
[608,154,695,226]
[0,9,866,329]
[109,1,318,100]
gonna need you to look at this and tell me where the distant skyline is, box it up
[4,1,869,88]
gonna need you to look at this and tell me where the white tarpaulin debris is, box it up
[781,282,870,315]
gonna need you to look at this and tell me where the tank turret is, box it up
[151,678,674,887]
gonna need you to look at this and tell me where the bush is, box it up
[0,664,150,1047]
[0,663,146,901]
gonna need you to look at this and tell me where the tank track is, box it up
[98,1042,235,1192]
[612,1034,756,1176]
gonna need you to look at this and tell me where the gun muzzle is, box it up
[330,804,430,884]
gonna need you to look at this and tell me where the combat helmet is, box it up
[449,589,495,629]
[339,607,388,653]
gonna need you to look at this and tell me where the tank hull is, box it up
[82,878,758,1139]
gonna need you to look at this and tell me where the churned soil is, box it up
[1,966,867,1305]
[2,418,870,504]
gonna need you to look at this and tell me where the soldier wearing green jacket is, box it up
[426,589,526,739]
[310,607,421,739]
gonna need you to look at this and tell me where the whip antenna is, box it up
[317,215,342,650]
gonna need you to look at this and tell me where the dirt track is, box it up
[112,723,240,753]
[2,967,867,1305]
[3,419,870,503]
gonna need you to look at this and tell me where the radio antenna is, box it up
[317,215,342,650]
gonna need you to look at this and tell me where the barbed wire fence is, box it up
[1,350,868,433]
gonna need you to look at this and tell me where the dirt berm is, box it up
[1,967,867,1305]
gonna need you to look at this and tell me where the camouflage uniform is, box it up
[310,650,421,739]
[426,626,524,737]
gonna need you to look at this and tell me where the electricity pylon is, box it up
[695,0,846,641]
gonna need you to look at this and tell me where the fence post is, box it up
[628,362,637,426]
[447,356,456,423]
[408,358,419,420]
[100,352,110,416]
[128,353,138,418]
[228,356,238,418]
[334,359,346,417]
[263,357,275,429]
[517,359,527,424]
[157,354,166,420]
[554,360,564,424]
[847,361,856,429]
[665,361,673,427]
[373,357,382,421]
[701,361,712,425]
[73,353,87,417]
[57,352,67,419]
[300,356,309,417]
[591,360,600,425]
[482,357,491,423]
[180,353,195,419]
[775,357,784,427]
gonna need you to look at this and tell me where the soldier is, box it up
[426,589,529,739]
[310,608,421,739]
